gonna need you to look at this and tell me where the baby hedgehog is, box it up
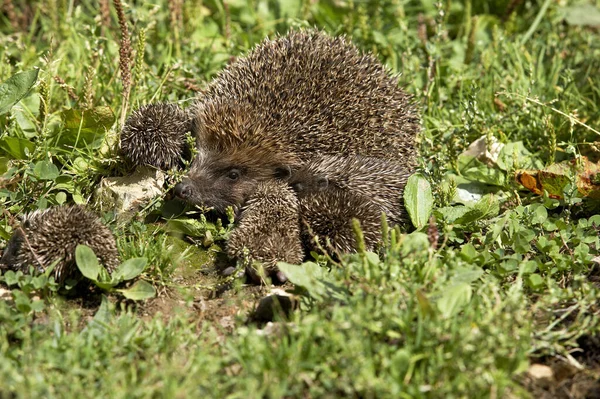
[0,205,119,283]
[290,154,411,254]
[120,103,191,170]
[226,180,303,283]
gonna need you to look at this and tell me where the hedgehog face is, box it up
[175,165,258,213]
[288,170,329,195]
[174,148,294,213]
[174,152,258,213]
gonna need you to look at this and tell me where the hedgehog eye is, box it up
[226,169,241,181]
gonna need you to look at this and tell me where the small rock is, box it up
[94,167,165,217]
[527,363,554,388]
[461,135,504,166]
[0,287,12,300]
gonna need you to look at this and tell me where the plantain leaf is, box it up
[404,174,434,229]
[0,69,39,115]
[112,258,148,282]
[75,244,100,281]
[0,136,35,159]
[118,280,156,300]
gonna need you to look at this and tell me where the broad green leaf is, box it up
[13,290,32,313]
[0,156,9,175]
[450,267,484,284]
[3,270,18,286]
[277,262,324,289]
[85,295,112,336]
[437,282,472,318]
[527,274,545,289]
[462,165,506,186]
[404,174,434,229]
[496,141,543,171]
[62,107,115,131]
[277,261,328,299]
[55,191,67,205]
[529,203,548,225]
[33,160,59,180]
[459,244,478,261]
[520,261,538,275]
[75,245,100,281]
[118,280,156,300]
[0,136,35,159]
[468,194,500,220]
[112,258,148,282]
[0,69,39,115]
[58,107,115,149]
[434,206,470,224]
[31,299,45,312]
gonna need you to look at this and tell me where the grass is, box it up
[1,0,600,397]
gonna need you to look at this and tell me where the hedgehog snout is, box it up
[174,182,192,200]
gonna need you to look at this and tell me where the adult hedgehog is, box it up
[172,30,418,211]
[122,30,419,281]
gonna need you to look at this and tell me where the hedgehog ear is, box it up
[274,165,292,180]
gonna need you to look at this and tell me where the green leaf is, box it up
[459,244,478,262]
[0,136,35,159]
[118,280,156,300]
[3,270,18,286]
[112,258,148,282]
[166,219,209,237]
[496,141,543,171]
[462,164,506,186]
[520,261,538,275]
[55,191,67,205]
[434,206,470,224]
[450,267,484,284]
[12,290,32,313]
[561,4,600,27]
[278,261,329,299]
[85,295,112,336]
[33,160,59,180]
[58,107,115,149]
[437,283,472,318]
[278,262,325,289]
[0,156,8,175]
[527,274,545,289]
[0,69,39,115]
[75,245,100,281]
[404,174,434,229]
[529,204,548,225]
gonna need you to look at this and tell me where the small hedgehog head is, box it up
[288,167,329,195]
[174,102,295,212]
[120,103,191,170]
[0,205,119,284]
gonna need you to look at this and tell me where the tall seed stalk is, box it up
[113,0,132,129]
